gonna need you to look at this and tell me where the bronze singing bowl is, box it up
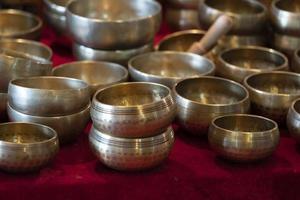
[208,114,279,162]
[291,49,300,73]
[165,8,200,31]
[287,99,300,143]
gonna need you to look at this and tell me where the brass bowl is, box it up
[287,98,300,143]
[91,82,176,138]
[53,61,128,96]
[244,71,300,124]
[0,122,59,172]
[7,103,90,144]
[89,125,174,171]
[173,77,250,135]
[0,9,42,40]
[208,114,279,162]
[292,49,300,73]
[273,33,300,59]
[166,0,200,9]
[128,51,215,88]
[8,76,90,116]
[217,46,289,83]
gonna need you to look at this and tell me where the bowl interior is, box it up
[246,73,300,95]
[176,78,247,105]
[221,48,286,70]
[130,53,213,78]
[206,0,264,15]
[53,62,127,86]
[214,115,276,132]
[275,0,300,12]
[96,83,169,106]
[0,123,54,144]
[69,0,160,21]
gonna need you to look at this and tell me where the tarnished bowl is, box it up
[271,0,300,36]
[217,46,289,83]
[0,93,7,121]
[0,122,59,172]
[208,114,279,162]
[128,51,215,88]
[287,99,300,143]
[53,61,128,96]
[0,9,42,40]
[198,0,267,34]
[89,125,174,171]
[292,49,300,73]
[73,42,153,65]
[174,77,250,135]
[8,76,90,116]
[273,33,300,59]
[91,82,176,138]
[244,71,300,124]
[7,103,90,144]
[166,0,200,9]
[165,8,200,31]
[66,0,161,49]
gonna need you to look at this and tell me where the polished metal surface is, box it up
[0,9,42,40]
[128,51,215,88]
[0,122,59,172]
[166,0,200,9]
[270,0,300,36]
[165,8,200,31]
[208,114,279,162]
[89,125,174,171]
[73,42,153,65]
[0,93,7,121]
[217,46,289,83]
[53,61,128,96]
[43,0,69,15]
[287,99,300,143]
[91,82,176,138]
[173,77,250,135]
[244,71,300,124]
[273,33,300,58]
[8,103,90,144]
[8,76,90,116]
[198,0,267,34]
[292,49,300,73]
[66,0,161,49]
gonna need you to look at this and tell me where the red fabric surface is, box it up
[1,23,300,200]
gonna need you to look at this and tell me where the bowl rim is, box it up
[244,71,300,97]
[0,9,42,38]
[0,122,58,147]
[66,0,162,23]
[271,0,300,17]
[43,0,69,14]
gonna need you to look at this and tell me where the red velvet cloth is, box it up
[1,24,300,200]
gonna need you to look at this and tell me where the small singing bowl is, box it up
[7,103,90,144]
[287,99,300,143]
[89,125,175,171]
[91,82,176,138]
[0,122,59,172]
[66,0,161,49]
[273,33,300,59]
[73,42,153,66]
[0,9,42,40]
[244,71,300,124]
[0,93,7,121]
[8,76,90,116]
[292,49,300,73]
[166,0,199,9]
[208,114,279,162]
[52,61,128,96]
[198,0,267,34]
[165,8,200,31]
[128,51,215,88]
[271,0,300,36]
[217,46,289,83]
[173,77,250,135]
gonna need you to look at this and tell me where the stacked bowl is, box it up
[7,76,91,144]
[90,82,176,171]
[66,0,161,65]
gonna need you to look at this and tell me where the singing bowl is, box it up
[208,114,279,162]
[0,9,42,40]
[0,93,7,121]
[173,77,250,135]
[217,46,289,83]
[8,103,90,144]
[166,0,200,9]
[44,9,66,33]
[73,42,153,65]
[52,61,128,96]
[0,122,59,172]
[91,82,176,138]
[244,71,300,124]
[273,33,300,59]
[43,0,69,15]
[292,49,300,73]
[165,8,200,31]
[66,0,161,49]
[198,0,267,34]
[287,99,300,143]
[128,51,215,88]
[270,0,300,36]
[8,76,90,116]
[89,125,174,171]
